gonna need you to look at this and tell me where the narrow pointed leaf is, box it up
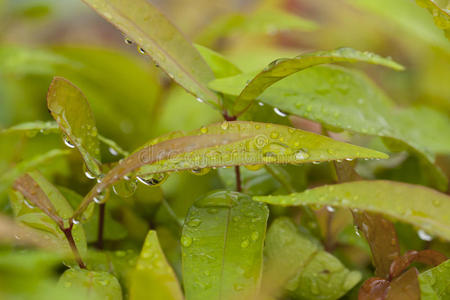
[47,77,102,176]
[10,171,87,256]
[419,258,450,299]
[231,48,404,114]
[415,0,450,39]
[262,217,361,300]
[137,121,388,177]
[195,44,241,78]
[255,180,450,241]
[129,230,183,300]
[58,269,122,300]
[182,191,269,300]
[81,0,218,106]
[210,66,449,190]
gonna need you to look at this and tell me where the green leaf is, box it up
[10,171,87,257]
[419,259,450,299]
[196,9,317,46]
[262,217,361,300]
[137,121,388,177]
[348,0,450,51]
[255,180,450,241]
[210,65,449,190]
[195,44,242,78]
[129,230,183,300]
[0,149,69,195]
[182,191,269,300]
[229,48,404,114]
[81,0,218,107]
[416,0,450,39]
[47,77,102,177]
[58,268,122,300]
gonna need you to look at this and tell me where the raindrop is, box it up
[273,107,287,117]
[200,126,208,134]
[257,101,264,106]
[138,47,146,54]
[326,206,335,212]
[190,168,210,176]
[113,179,137,197]
[83,166,96,180]
[181,236,193,247]
[93,191,107,204]
[136,173,168,186]
[354,225,361,237]
[295,149,310,160]
[196,97,205,103]
[220,121,229,130]
[240,240,249,248]
[72,218,80,225]
[109,147,118,156]
[124,37,133,45]
[188,218,202,227]
[251,231,259,241]
[63,135,75,148]
[417,229,433,241]
[23,199,34,209]
[312,161,320,165]
[345,158,354,161]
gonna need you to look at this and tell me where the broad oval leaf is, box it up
[81,0,218,106]
[182,191,269,300]
[47,77,102,177]
[129,230,183,300]
[262,217,361,300]
[137,121,388,177]
[210,65,450,190]
[230,48,404,114]
[58,268,122,300]
[255,180,450,241]
[419,258,450,299]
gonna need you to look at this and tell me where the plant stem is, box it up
[96,203,105,250]
[61,220,86,269]
[235,166,242,192]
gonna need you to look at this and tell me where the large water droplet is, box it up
[112,180,137,197]
[136,173,168,187]
[63,134,75,148]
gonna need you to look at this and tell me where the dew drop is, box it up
[136,173,168,186]
[181,236,193,247]
[273,107,287,117]
[417,229,433,241]
[354,225,361,237]
[112,180,137,197]
[124,37,133,45]
[240,240,249,248]
[251,231,259,241]
[23,199,35,209]
[326,206,335,212]
[295,149,310,160]
[257,101,264,106]
[109,147,118,156]
[72,218,80,225]
[200,126,208,134]
[244,164,263,171]
[93,191,107,204]
[188,218,202,227]
[190,168,210,176]
[63,135,75,148]
[138,47,146,54]
[220,121,229,130]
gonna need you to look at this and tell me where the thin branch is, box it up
[96,203,106,250]
[235,166,242,192]
[62,220,86,269]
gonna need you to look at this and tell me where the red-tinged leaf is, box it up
[389,250,448,279]
[358,277,390,300]
[386,267,420,300]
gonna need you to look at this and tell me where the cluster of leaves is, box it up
[0,0,449,299]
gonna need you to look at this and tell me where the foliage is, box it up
[0,0,449,299]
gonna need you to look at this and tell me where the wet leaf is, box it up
[182,191,269,300]
[81,0,218,107]
[228,48,403,114]
[210,65,449,190]
[419,258,450,299]
[129,230,183,300]
[58,268,122,300]
[415,0,450,39]
[47,77,102,176]
[137,121,388,177]
[10,172,87,256]
[358,277,390,300]
[255,180,450,241]
[197,9,317,46]
[262,217,361,300]
[195,44,242,78]
[0,149,69,195]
